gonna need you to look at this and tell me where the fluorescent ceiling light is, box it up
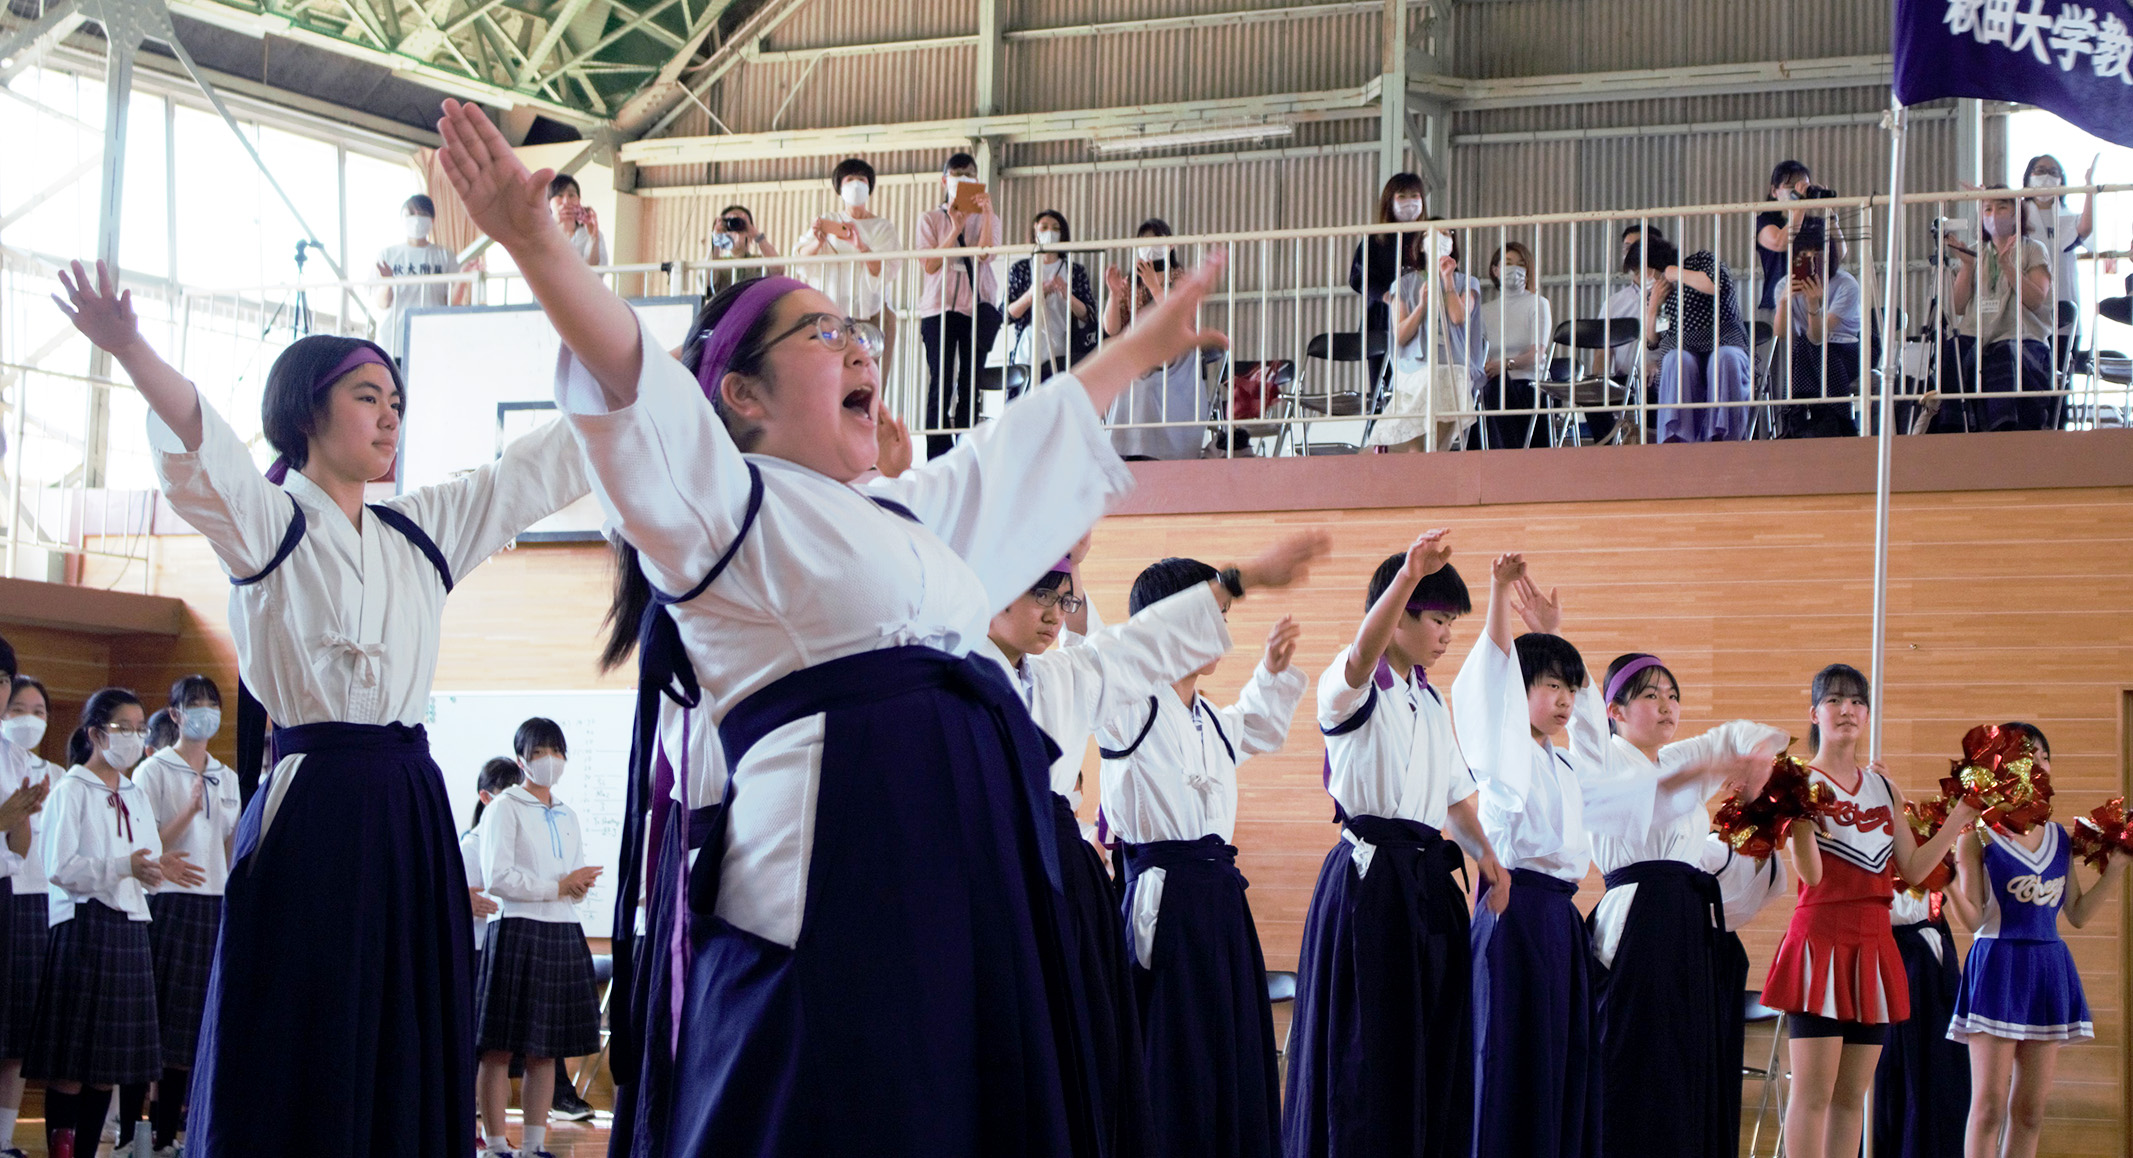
[1091,123,1294,153]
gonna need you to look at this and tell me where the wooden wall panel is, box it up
[101,480,2132,1155]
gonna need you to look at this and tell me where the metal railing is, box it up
[5,185,2129,577]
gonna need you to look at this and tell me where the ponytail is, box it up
[600,539,657,672]
[66,727,92,768]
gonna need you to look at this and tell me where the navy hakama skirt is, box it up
[147,891,221,1071]
[660,645,1089,1157]
[1122,836,1281,1158]
[1872,915,1971,1158]
[188,721,474,1158]
[1470,868,1597,1158]
[1591,861,1730,1158]
[1053,792,1151,1158]
[1717,930,1752,1158]
[1282,816,1472,1158]
[0,886,42,1060]
[25,898,158,1085]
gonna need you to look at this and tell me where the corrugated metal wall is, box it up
[1450,0,1893,75]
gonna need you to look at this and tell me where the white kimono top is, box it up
[1317,648,1477,847]
[481,785,586,925]
[982,582,1232,797]
[1705,833,1790,934]
[1096,662,1307,963]
[133,747,242,896]
[555,317,1133,950]
[45,765,164,924]
[1449,633,1614,884]
[1577,722,1788,967]
[149,392,590,838]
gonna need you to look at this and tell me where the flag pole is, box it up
[1860,93,1909,1158]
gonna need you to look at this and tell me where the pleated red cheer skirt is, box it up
[1763,859,1910,1025]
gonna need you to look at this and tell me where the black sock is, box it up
[117,1081,148,1145]
[152,1068,187,1148]
[75,1086,115,1149]
[42,1088,78,1153]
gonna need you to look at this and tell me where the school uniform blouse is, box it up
[554,316,1132,950]
[132,748,241,896]
[7,753,55,895]
[459,824,487,951]
[1577,722,1787,966]
[1449,633,1648,884]
[0,738,30,879]
[481,785,586,926]
[148,393,589,833]
[1316,647,1476,834]
[982,582,1233,797]
[43,765,164,924]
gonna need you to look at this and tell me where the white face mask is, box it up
[1428,232,1455,260]
[522,755,567,787]
[101,730,144,771]
[180,707,222,742]
[0,716,44,750]
[405,215,434,241]
[1391,198,1425,223]
[841,180,871,208]
[1500,265,1527,292]
[1036,229,1063,247]
[1137,244,1168,262]
[2026,172,2059,189]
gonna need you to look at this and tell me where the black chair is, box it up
[1535,317,1640,445]
[975,365,1032,398]
[1284,330,1386,455]
[1267,969,1299,1064]
[1743,990,1786,1157]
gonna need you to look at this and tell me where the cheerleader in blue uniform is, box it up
[1947,724,2125,1158]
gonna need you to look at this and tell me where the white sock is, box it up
[0,1108,16,1142]
[484,1134,509,1153]
[523,1125,546,1152]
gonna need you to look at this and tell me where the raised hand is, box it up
[54,260,144,357]
[1490,552,1525,586]
[1511,574,1561,635]
[1238,529,1332,593]
[1263,614,1302,673]
[1125,249,1228,363]
[873,408,913,478]
[1104,264,1130,300]
[1405,528,1453,577]
[436,98,559,253]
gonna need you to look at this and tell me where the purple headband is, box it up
[695,276,810,404]
[1604,654,1667,704]
[1049,556,1073,575]
[265,345,394,485]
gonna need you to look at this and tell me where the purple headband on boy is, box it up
[695,276,810,404]
[1604,654,1667,704]
[265,345,393,485]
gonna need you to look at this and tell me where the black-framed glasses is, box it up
[1028,588,1086,614]
[763,312,885,361]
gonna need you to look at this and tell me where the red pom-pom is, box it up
[1946,724,2053,835]
[2071,797,2133,871]
[1713,755,1830,860]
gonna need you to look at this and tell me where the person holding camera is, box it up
[1364,220,1486,453]
[915,151,1002,460]
[706,204,782,295]
[1103,219,1206,460]
[1771,213,1862,438]
[546,174,605,266]
[1004,210,1097,389]
[791,158,901,341]
[1755,160,1815,317]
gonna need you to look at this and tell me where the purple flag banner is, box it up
[1896,0,2133,147]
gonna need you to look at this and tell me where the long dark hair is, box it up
[68,686,141,768]
[1375,172,1430,270]
[262,335,403,475]
[1806,663,1869,751]
[600,278,786,671]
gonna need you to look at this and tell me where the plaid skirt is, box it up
[0,888,44,1060]
[25,900,161,1085]
[149,893,221,1070]
[475,918,600,1060]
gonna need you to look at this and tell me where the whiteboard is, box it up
[427,689,638,938]
[399,298,700,540]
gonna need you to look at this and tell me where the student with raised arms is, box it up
[434,96,1230,1157]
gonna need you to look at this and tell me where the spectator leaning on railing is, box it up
[373,194,475,363]
[914,151,1003,460]
[1103,219,1206,461]
[1365,219,1486,453]
[791,157,901,345]
[1351,172,1432,397]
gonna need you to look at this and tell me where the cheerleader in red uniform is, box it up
[1762,665,1977,1158]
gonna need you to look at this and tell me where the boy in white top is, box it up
[372,194,470,360]
[1094,556,1307,1158]
[547,174,606,267]
[1284,531,1510,1158]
